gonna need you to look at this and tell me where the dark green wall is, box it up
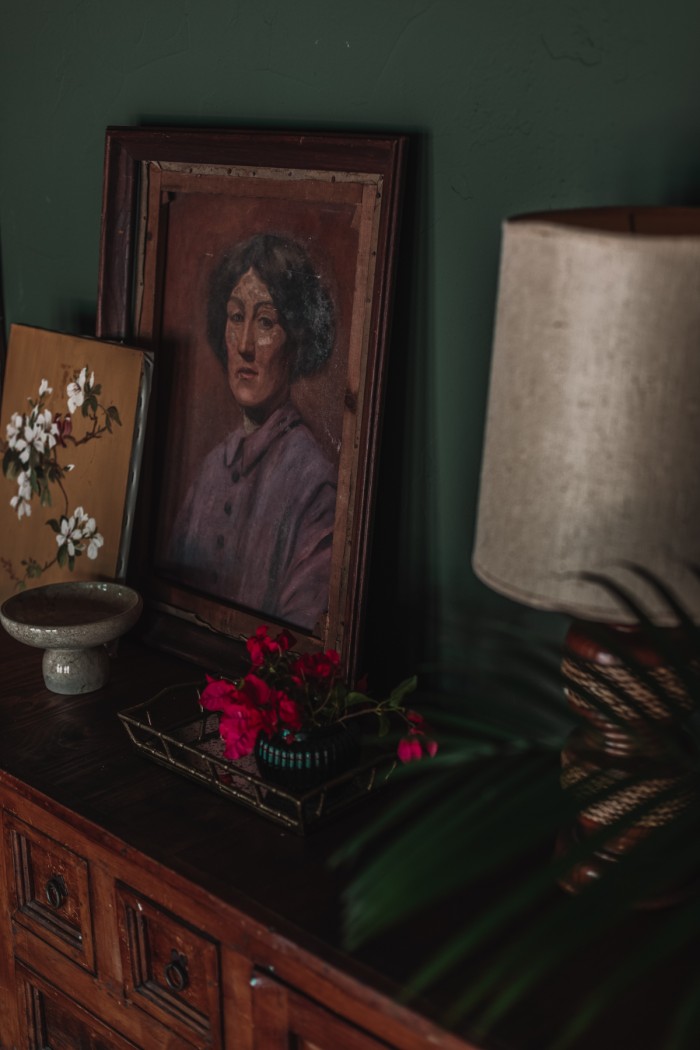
[3,0,700,674]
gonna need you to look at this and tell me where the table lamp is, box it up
[473,207,700,895]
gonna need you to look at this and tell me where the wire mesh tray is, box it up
[119,682,396,834]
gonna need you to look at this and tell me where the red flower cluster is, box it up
[200,673,303,760]
[199,626,438,765]
[397,710,439,763]
[246,625,294,669]
[291,649,340,681]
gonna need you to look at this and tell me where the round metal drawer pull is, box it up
[45,876,67,910]
[164,951,189,992]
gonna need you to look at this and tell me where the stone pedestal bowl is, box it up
[0,581,142,694]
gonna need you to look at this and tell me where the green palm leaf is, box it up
[338,572,700,1049]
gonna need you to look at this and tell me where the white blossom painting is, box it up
[0,325,150,602]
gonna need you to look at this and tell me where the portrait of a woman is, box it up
[164,233,338,633]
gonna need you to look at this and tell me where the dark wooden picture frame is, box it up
[97,126,406,679]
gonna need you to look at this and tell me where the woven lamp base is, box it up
[557,620,700,905]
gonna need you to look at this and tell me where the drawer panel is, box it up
[116,883,222,1048]
[250,969,393,1049]
[16,961,139,1050]
[5,813,95,973]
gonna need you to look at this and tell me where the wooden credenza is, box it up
[0,629,473,1050]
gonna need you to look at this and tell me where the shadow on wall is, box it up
[363,130,437,692]
[61,303,98,339]
[0,229,5,385]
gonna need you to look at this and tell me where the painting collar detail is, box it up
[223,402,303,478]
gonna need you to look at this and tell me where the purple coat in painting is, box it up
[163,403,337,633]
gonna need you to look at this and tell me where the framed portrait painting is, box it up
[97,126,407,680]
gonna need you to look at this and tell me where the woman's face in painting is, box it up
[225,268,292,421]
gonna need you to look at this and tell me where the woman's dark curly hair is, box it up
[207,233,335,381]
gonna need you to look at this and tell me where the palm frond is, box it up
[341,751,561,950]
[338,571,700,1049]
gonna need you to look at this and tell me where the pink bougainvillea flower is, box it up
[201,673,281,725]
[199,676,240,715]
[289,652,311,682]
[316,650,341,678]
[278,694,304,732]
[210,674,291,759]
[291,649,341,684]
[406,709,426,729]
[204,626,435,769]
[218,704,268,760]
[397,736,424,763]
[397,731,439,764]
[240,673,284,720]
[246,626,274,668]
[276,629,295,653]
[246,625,297,668]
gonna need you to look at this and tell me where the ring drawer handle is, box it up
[45,876,67,910]
[164,951,189,992]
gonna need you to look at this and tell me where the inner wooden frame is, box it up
[97,127,406,679]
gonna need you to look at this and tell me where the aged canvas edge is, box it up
[116,351,153,582]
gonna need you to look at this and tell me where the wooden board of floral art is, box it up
[0,324,151,602]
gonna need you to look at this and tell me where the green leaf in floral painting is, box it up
[2,449,18,478]
[107,405,122,426]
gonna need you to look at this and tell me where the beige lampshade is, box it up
[473,207,700,625]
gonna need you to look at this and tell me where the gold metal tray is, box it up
[119,682,395,834]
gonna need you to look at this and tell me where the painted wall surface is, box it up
[2,0,700,675]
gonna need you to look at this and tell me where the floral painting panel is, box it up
[0,325,148,603]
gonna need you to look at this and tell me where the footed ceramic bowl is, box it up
[0,581,142,694]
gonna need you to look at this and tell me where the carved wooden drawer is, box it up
[4,812,95,974]
[116,883,223,1048]
[250,968,394,1049]
[15,961,139,1050]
